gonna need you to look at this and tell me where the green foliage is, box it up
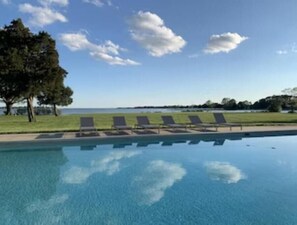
[237,101,252,110]
[0,19,31,115]
[0,19,72,120]
[221,98,231,105]
[37,80,73,116]
[223,98,237,110]
[267,100,282,112]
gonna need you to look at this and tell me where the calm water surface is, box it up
[0,107,268,115]
[1,135,297,225]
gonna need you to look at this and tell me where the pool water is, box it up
[1,135,297,225]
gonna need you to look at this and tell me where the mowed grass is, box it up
[1,112,297,134]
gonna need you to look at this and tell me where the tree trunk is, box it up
[27,96,36,122]
[53,104,58,116]
[4,102,13,115]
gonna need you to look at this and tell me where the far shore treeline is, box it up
[0,19,73,122]
[135,92,297,113]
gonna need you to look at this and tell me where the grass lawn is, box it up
[0,112,297,134]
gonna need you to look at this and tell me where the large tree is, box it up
[37,72,73,116]
[0,19,70,121]
[22,31,68,121]
[282,87,297,112]
[0,19,31,115]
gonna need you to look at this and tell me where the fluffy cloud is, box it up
[205,161,246,184]
[129,11,186,57]
[63,151,141,184]
[134,160,186,205]
[204,32,248,54]
[19,3,67,27]
[38,0,69,7]
[60,32,140,65]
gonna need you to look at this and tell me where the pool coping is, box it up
[1,125,297,150]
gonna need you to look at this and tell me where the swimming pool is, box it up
[1,134,297,225]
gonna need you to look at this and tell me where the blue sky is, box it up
[1,0,297,108]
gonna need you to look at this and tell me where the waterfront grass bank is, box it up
[0,112,297,134]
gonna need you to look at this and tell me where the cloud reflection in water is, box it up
[134,160,186,205]
[63,151,141,184]
[205,161,246,184]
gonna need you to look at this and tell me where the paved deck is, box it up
[0,125,297,143]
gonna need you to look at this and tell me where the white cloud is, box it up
[83,0,113,7]
[19,3,67,27]
[0,0,10,4]
[129,11,186,57]
[205,161,246,184]
[63,151,141,184]
[204,32,248,54]
[83,0,103,7]
[38,0,69,7]
[60,32,140,65]
[60,33,93,51]
[134,160,186,205]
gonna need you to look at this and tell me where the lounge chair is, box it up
[161,116,187,130]
[187,115,215,131]
[135,116,160,133]
[112,116,133,133]
[213,113,243,131]
[79,117,99,136]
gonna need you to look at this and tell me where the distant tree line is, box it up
[0,19,73,122]
[136,88,297,113]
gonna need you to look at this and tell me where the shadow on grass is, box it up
[36,133,64,139]
[189,128,217,132]
[75,132,100,138]
[104,131,130,136]
[164,129,190,134]
[133,130,158,135]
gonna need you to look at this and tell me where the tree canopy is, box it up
[0,19,73,121]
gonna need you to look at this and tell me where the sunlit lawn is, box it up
[0,112,297,134]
